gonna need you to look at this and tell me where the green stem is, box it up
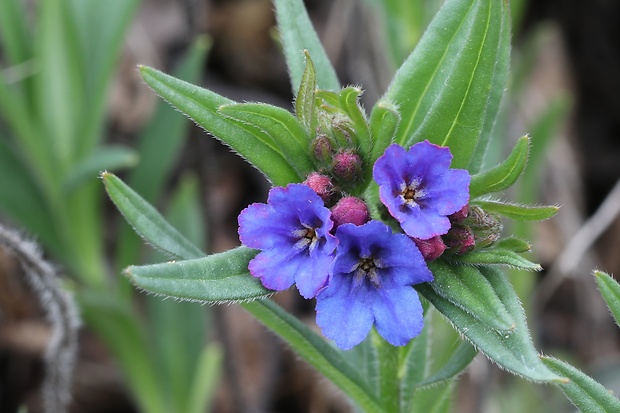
[373,330,401,413]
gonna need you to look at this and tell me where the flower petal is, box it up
[422,168,471,215]
[372,286,424,346]
[248,247,303,292]
[399,204,452,239]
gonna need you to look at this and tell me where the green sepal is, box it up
[428,261,515,332]
[138,65,299,186]
[446,248,542,271]
[316,89,341,108]
[542,356,620,413]
[594,271,620,328]
[417,266,564,383]
[124,247,272,303]
[494,237,532,253]
[102,172,204,260]
[470,135,530,198]
[369,100,400,165]
[475,199,559,221]
[295,50,317,134]
[218,102,314,178]
[338,87,372,159]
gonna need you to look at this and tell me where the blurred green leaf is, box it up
[218,102,314,177]
[475,200,559,221]
[470,135,530,198]
[542,356,620,413]
[415,340,477,389]
[187,344,222,413]
[139,66,299,186]
[447,248,542,271]
[384,0,510,169]
[242,299,385,413]
[102,172,204,260]
[125,247,271,302]
[408,382,454,413]
[417,266,563,382]
[428,261,515,331]
[64,146,138,193]
[273,0,340,93]
[295,50,317,134]
[79,292,166,413]
[0,0,32,66]
[372,332,400,412]
[595,271,620,328]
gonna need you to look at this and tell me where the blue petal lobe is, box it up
[372,286,424,346]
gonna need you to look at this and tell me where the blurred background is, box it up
[1,0,620,412]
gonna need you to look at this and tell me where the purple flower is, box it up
[315,221,433,350]
[373,141,471,240]
[238,184,338,298]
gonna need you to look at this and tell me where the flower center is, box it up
[401,179,425,207]
[293,225,319,251]
[355,256,381,288]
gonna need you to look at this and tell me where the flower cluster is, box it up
[238,140,470,349]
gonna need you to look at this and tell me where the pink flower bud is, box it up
[304,172,334,203]
[332,149,362,182]
[331,196,370,228]
[442,225,475,255]
[449,204,470,223]
[311,134,334,164]
[412,236,447,261]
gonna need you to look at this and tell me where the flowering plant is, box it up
[103,0,620,411]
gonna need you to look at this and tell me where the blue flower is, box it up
[238,184,338,298]
[315,221,433,350]
[373,141,471,240]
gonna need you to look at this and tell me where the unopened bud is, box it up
[332,149,362,182]
[331,196,370,228]
[311,134,334,164]
[449,204,470,223]
[304,172,334,203]
[442,224,475,255]
[413,236,446,261]
[465,205,502,248]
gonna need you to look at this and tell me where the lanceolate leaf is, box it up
[273,0,340,93]
[470,135,530,198]
[594,271,620,328]
[339,87,372,159]
[218,103,315,177]
[241,299,386,413]
[417,266,564,382]
[295,50,317,133]
[102,172,204,260]
[448,248,542,271]
[427,261,515,331]
[138,66,299,186]
[415,340,477,389]
[542,356,620,413]
[125,247,272,303]
[384,0,510,169]
[368,100,400,166]
[495,237,531,253]
[474,200,559,221]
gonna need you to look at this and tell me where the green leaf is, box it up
[79,292,166,413]
[470,135,530,198]
[295,50,317,133]
[102,172,204,260]
[369,100,400,164]
[372,332,400,413]
[187,344,222,413]
[428,261,515,331]
[0,0,32,66]
[384,0,510,169]
[273,0,340,93]
[595,271,620,328]
[417,266,564,382]
[474,200,559,221]
[64,146,138,193]
[241,299,385,413]
[447,248,542,271]
[218,102,314,177]
[138,66,299,186]
[408,382,454,413]
[542,356,620,413]
[415,340,477,388]
[125,247,271,303]
[495,237,531,253]
[339,87,372,159]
